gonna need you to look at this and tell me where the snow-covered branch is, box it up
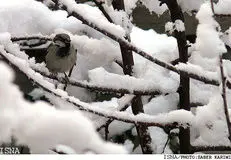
[0,61,127,154]
[56,0,223,89]
[36,68,163,95]
[0,46,190,129]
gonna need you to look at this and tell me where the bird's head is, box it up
[53,33,71,48]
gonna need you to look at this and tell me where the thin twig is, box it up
[92,0,113,23]
[97,104,130,131]
[11,36,52,42]
[210,0,215,15]
[115,59,124,68]
[219,55,231,141]
[63,64,75,91]
[162,136,170,153]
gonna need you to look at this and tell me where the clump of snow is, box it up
[214,0,231,15]
[59,0,126,38]
[176,62,218,81]
[105,7,133,34]
[140,0,168,15]
[144,93,178,115]
[195,3,226,58]
[165,22,174,34]
[175,20,185,32]
[88,67,178,93]
[124,0,138,15]
[131,27,178,62]
[149,127,172,154]
[124,140,134,153]
[177,0,204,12]
[190,80,219,105]
[55,144,76,154]
[222,28,231,48]
[0,0,83,36]
[194,95,231,146]
[165,20,185,34]
[0,62,127,154]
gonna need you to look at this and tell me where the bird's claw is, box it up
[64,72,70,84]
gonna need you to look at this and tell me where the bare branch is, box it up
[97,104,130,131]
[11,36,52,42]
[210,0,215,15]
[91,0,113,23]
[219,55,231,141]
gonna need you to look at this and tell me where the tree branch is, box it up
[35,68,162,95]
[0,48,180,129]
[11,36,52,42]
[56,0,221,89]
[219,55,231,141]
[92,0,113,23]
[160,0,190,153]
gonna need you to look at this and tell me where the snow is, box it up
[194,94,231,146]
[195,3,227,58]
[140,0,168,15]
[59,0,126,38]
[214,0,231,15]
[54,144,76,154]
[104,7,133,34]
[131,27,178,63]
[177,0,204,12]
[144,93,178,115]
[123,140,134,153]
[124,0,138,15]
[0,62,127,154]
[88,67,178,94]
[165,22,174,34]
[0,0,231,154]
[149,127,172,154]
[175,20,185,32]
[165,20,185,34]
[222,27,231,48]
[0,0,82,36]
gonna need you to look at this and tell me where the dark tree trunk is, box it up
[112,0,153,154]
[159,0,190,153]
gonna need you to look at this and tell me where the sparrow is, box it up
[45,33,77,76]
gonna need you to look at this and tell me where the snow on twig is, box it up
[96,94,134,131]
